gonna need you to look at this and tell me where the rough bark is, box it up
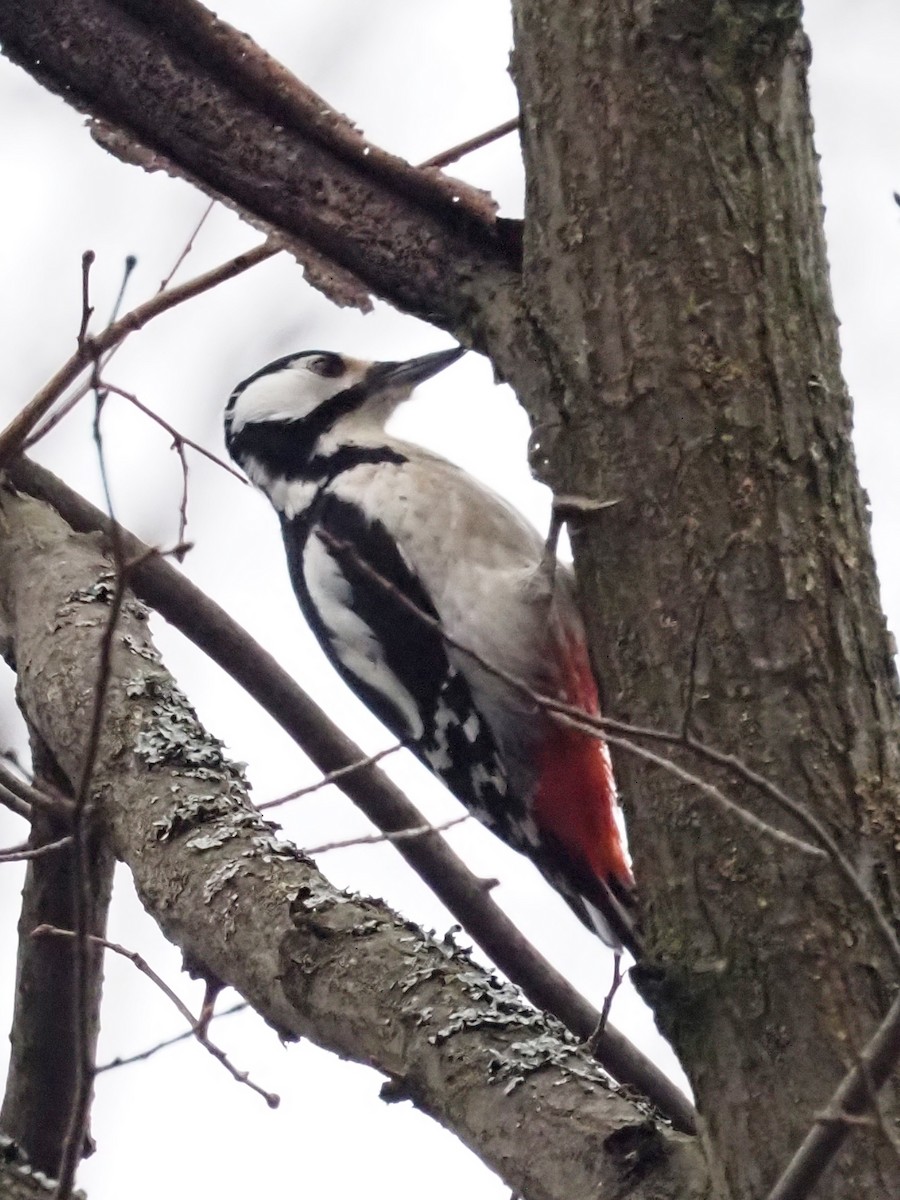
[1,0,898,1195]
[0,488,708,1200]
[511,3,900,1197]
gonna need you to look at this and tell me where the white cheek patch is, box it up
[228,369,326,433]
[303,534,425,740]
[228,358,368,435]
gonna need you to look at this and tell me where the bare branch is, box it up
[0,239,277,468]
[49,394,130,1199]
[682,532,742,737]
[32,926,279,1109]
[102,382,248,486]
[257,742,403,811]
[419,116,520,170]
[318,527,900,976]
[0,753,113,1183]
[0,0,523,349]
[302,813,470,858]
[0,782,31,822]
[0,836,73,864]
[76,251,95,348]
[107,254,138,327]
[159,198,215,291]
[601,733,825,859]
[0,761,74,821]
[96,1000,248,1074]
[0,486,707,1197]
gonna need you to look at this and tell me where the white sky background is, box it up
[0,2,898,1196]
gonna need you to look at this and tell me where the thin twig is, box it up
[257,743,404,811]
[591,954,624,1045]
[854,1056,900,1167]
[682,531,741,736]
[108,255,138,326]
[52,387,129,1199]
[103,381,248,486]
[302,813,470,858]
[0,239,278,467]
[675,730,900,972]
[173,437,190,553]
[96,1000,249,1073]
[601,733,825,858]
[26,203,214,449]
[0,760,74,821]
[319,534,823,851]
[419,116,520,170]
[0,781,31,821]
[100,377,200,555]
[76,251,95,348]
[0,835,73,863]
[31,927,278,1108]
[159,200,216,291]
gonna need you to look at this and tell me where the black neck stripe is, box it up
[227,379,375,475]
[232,424,406,485]
[306,444,407,483]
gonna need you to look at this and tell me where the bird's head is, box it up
[224,346,466,451]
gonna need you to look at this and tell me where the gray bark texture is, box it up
[0,489,706,1200]
[0,0,898,1197]
[510,3,900,1197]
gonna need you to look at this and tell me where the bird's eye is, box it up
[306,354,345,379]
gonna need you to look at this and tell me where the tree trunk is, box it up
[1,0,899,1195]
[511,3,900,1196]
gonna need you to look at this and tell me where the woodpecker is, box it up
[224,346,637,954]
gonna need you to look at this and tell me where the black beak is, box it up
[367,346,466,390]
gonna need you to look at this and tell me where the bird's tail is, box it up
[533,724,640,955]
[526,619,641,952]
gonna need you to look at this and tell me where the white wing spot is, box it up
[426,742,453,772]
[471,762,506,798]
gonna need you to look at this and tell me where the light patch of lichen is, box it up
[129,672,246,781]
[122,670,303,859]
[397,929,621,1097]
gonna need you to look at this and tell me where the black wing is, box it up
[280,494,525,839]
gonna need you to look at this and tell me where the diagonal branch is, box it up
[0,240,277,469]
[0,0,523,342]
[5,455,698,1136]
[31,926,278,1109]
[0,484,707,1200]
